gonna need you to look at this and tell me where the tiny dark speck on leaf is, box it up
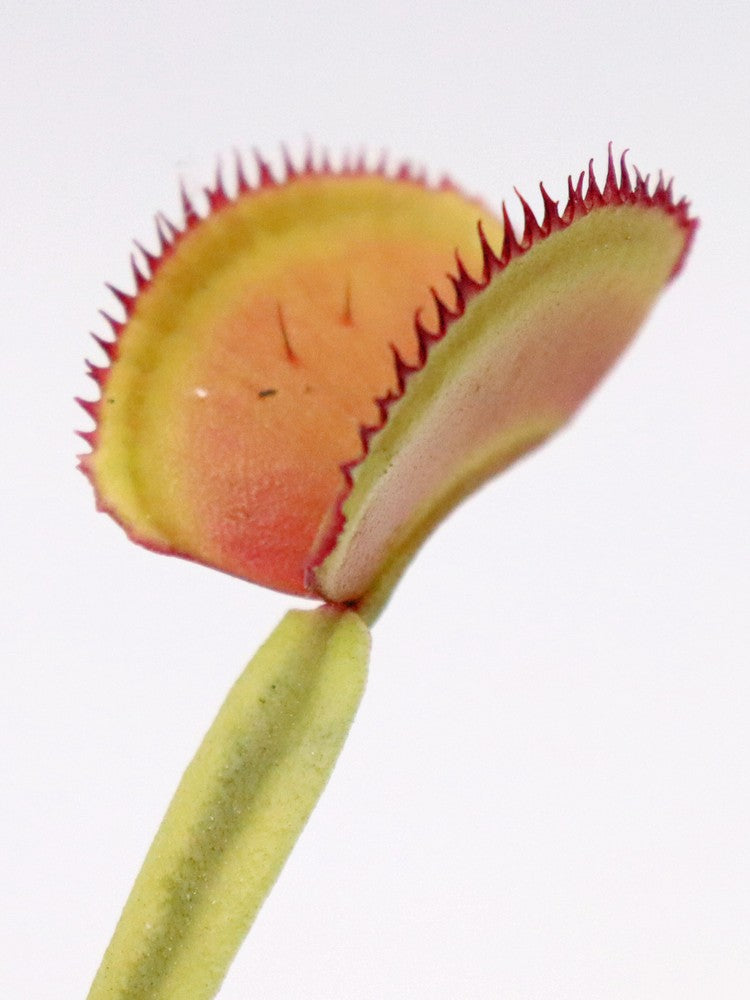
[258,389,277,398]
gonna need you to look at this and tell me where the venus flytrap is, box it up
[79,146,695,998]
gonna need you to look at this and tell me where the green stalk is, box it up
[87,605,370,1000]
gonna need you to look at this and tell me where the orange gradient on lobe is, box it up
[86,169,503,595]
[180,241,476,592]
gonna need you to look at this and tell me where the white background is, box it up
[2,2,748,997]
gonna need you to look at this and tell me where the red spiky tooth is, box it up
[374,387,400,418]
[361,415,387,449]
[133,240,157,275]
[539,183,562,234]
[577,171,588,205]
[76,429,96,450]
[561,172,585,223]
[669,197,698,278]
[204,164,229,212]
[447,273,467,314]
[281,145,298,181]
[499,202,522,264]
[157,212,180,244]
[339,458,359,485]
[374,395,390,424]
[105,283,135,317]
[395,162,412,182]
[568,173,580,210]
[234,151,250,194]
[453,249,481,295]
[414,311,430,364]
[319,150,332,175]
[618,151,633,200]
[85,359,108,386]
[204,185,223,212]
[130,254,148,292]
[414,309,443,364]
[180,182,200,230]
[675,196,695,238]
[633,165,649,198]
[602,143,619,202]
[253,150,276,188]
[653,170,667,205]
[153,216,170,256]
[76,396,100,421]
[390,343,420,393]
[430,286,454,334]
[214,161,228,198]
[477,220,499,281]
[90,332,118,362]
[514,188,543,247]
[99,310,124,339]
[301,144,315,176]
[585,158,605,208]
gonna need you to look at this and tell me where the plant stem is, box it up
[87,605,370,1000]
